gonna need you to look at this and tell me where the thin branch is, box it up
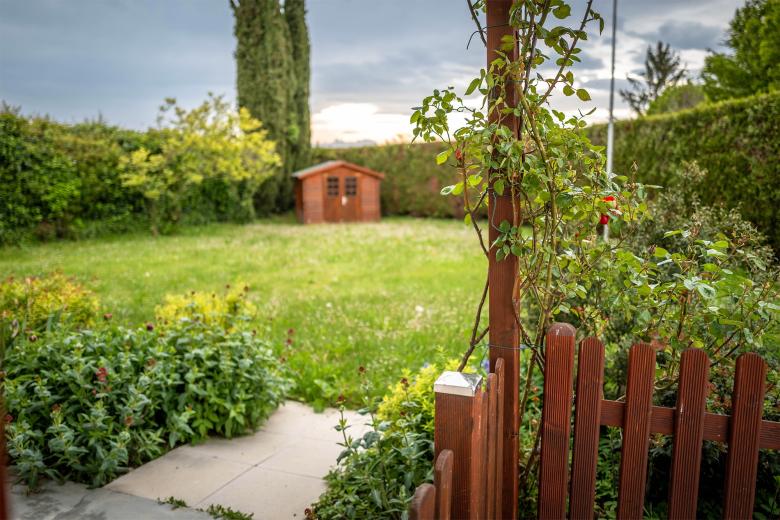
[466,0,487,46]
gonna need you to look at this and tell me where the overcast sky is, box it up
[0,0,740,145]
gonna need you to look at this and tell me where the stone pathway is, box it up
[106,401,367,519]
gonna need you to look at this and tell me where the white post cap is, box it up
[434,371,483,397]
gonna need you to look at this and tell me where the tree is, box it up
[620,41,686,115]
[230,0,293,214]
[285,0,311,174]
[702,0,780,101]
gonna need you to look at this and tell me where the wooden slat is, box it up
[410,483,436,520]
[493,358,505,520]
[434,392,476,519]
[761,419,780,449]
[668,348,709,519]
[538,323,576,519]
[617,343,656,520]
[485,373,498,520]
[469,389,488,520]
[569,337,605,520]
[435,450,454,520]
[723,353,767,518]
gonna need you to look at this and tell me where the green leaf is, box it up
[465,77,481,96]
[553,4,571,18]
[576,88,591,101]
[562,84,575,96]
[435,149,451,165]
[653,247,669,258]
[494,179,505,196]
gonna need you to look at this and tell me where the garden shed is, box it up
[293,160,385,224]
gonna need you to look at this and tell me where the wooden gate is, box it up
[409,323,780,519]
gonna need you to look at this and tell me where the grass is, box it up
[0,217,485,408]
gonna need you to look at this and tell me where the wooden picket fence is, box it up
[410,323,780,519]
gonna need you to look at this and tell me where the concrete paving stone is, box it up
[261,401,371,443]
[180,429,295,465]
[258,437,345,478]
[195,467,325,520]
[105,445,251,506]
[10,479,210,520]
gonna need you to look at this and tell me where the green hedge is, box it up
[586,91,780,252]
[0,110,283,244]
[313,142,459,218]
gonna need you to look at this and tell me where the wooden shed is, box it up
[292,160,385,224]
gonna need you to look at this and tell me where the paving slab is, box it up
[105,445,252,505]
[9,479,209,520]
[105,401,369,519]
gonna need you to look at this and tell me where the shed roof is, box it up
[291,160,385,180]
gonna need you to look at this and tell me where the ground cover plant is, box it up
[1,275,290,489]
[0,218,484,409]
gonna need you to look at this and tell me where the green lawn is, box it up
[0,217,485,408]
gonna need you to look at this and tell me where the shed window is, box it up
[326,176,339,197]
[345,177,357,196]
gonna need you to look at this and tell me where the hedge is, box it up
[586,91,780,252]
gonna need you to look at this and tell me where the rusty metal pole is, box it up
[486,0,520,518]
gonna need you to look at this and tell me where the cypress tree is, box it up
[230,0,293,214]
[284,0,311,174]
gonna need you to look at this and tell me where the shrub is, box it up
[586,91,780,252]
[0,272,99,336]
[155,283,256,331]
[311,363,457,519]
[4,320,290,489]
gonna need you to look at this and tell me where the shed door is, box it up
[342,176,360,221]
[324,175,341,221]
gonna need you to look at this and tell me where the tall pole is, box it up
[486,1,520,517]
[606,0,617,175]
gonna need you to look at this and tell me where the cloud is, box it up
[311,103,410,145]
[632,21,724,50]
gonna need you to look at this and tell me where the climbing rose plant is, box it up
[412,0,778,505]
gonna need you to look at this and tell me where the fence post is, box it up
[486,0,521,517]
[434,371,483,520]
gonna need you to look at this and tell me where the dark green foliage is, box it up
[231,0,294,214]
[620,42,687,115]
[586,91,780,252]
[646,83,706,115]
[4,321,291,489]
[313,142,462,219]
[285,0,311,174]
[702,0,780,102]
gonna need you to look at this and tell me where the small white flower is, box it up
[326,302,333,309]
[415,305,424,314]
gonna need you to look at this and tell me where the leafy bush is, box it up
[120,95,280,234]
[155,283,256,331]
[586,91,780,252]
[0,272,99,337]
[4,320,290,489]
[311,363,457,519]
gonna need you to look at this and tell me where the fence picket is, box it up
[723,353,767,518]
[569,337,605,519]
[410,483,436,520]
[616,343,656,519]
[538,323,576,519]
[668,348,709,519]
[493,358,505,519]
[485,373,498,520]
[434,450,454,520]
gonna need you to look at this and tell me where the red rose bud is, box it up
[599,214,610,225]
[455,149,463,162]
[103,313,113,321]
